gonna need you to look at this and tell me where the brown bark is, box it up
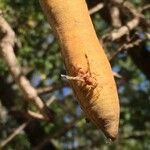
[0,15,54,122]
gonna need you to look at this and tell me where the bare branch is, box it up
[46,96,56,106]
[0,122,28,148]
[140,4,150,12]
[109,18,139,41]
[37,84,65,95]
[89,3,104,15]
[0,15,54,122]
[111,0,144,18]
[103,0,149,41]
[110,38,142,61]
[27,96,56,120]
[27,110,45,120]
[113,71,122,78]
[110,6,121,28]
[33,116,82,150]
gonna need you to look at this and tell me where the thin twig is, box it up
[89,3,104,15]
[46,96,56,106]
[140,4,150,12]
[33,116,83,150]
[0,122,28,148]
[113,71,122,78]
[110,5,121,28]
[27,96,56,120]
[110,39,142,61]
[103,0,149,41]
[111,0,144,18]
[109,17,139,41]
[27,111,45,120]
[37,84,65,95]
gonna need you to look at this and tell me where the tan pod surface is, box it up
[40,0,120,140]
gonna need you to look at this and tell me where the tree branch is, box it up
[0,122,28,148]
[110,38,142,61]
[89,3,104,15]
[108,17,139,41]
[33,116,82,150]
[37,84,66,95]
[110,5,121,28]
[0,15,54,122]
[103,0,149,41]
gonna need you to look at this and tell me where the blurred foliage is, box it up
[0,0,150,150]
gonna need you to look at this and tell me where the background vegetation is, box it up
[0,0,150,149]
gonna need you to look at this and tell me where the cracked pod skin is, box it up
[40,0,120,140]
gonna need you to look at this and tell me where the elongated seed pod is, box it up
[40,0,120,140]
